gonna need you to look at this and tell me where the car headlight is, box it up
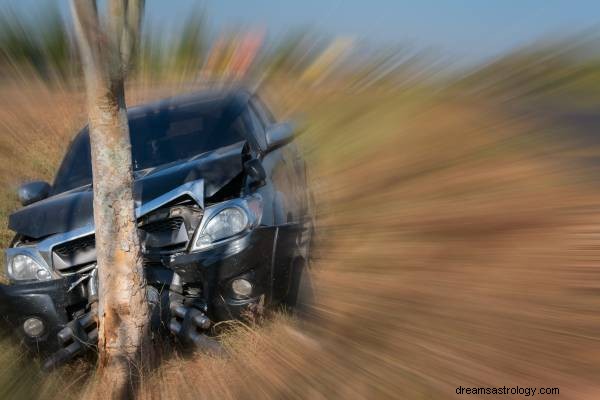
[196,207,249,248]
[192,195,263,251]
[7,254,52,281]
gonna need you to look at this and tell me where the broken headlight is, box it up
[7,253,52,281]
[191,195,263,251]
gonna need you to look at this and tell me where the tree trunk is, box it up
[70,1,150,397]
[88,78,151,396]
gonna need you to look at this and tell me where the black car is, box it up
[0,89,314,367]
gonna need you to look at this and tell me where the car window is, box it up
[53,100,247,194]
[129,107,245,171]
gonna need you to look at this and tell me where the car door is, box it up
[246,98,304,301]
[251,97,307,222]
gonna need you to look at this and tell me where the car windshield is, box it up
[53,98,246,194]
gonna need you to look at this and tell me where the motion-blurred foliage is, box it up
[0,5,72,81]
[2,4,599,102]
[455,34,600,107]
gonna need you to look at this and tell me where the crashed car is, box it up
[0,89,313,367]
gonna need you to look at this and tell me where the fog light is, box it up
[231,279,252,297]
[23,317,44,337]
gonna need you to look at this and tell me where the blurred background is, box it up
[1,0,600,398]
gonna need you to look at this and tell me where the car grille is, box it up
[59,262,97,277]
[54,235,96,258]
[142,259,164,269]
[139,217,184,235]
[52,205,202,273]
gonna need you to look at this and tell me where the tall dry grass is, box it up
[0,80,599,399]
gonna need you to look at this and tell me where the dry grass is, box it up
[0,80,599,399]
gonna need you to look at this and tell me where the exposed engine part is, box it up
[170,272,183,294]
[87,267,98,303]
[43,308,98,371]
[169,303,221,354]
[66,265,97,293]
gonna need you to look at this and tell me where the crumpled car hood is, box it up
[9,141,246,239]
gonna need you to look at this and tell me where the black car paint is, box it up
[0,89,311,360]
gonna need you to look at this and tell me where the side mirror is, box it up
[18,181,51,206]
[265,122,295,153]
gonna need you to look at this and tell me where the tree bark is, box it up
[70,1,150,397]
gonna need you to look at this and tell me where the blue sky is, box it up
[7,0,600,64]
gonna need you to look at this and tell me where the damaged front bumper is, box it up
[0,226,282,366]
[165,226,277,321]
